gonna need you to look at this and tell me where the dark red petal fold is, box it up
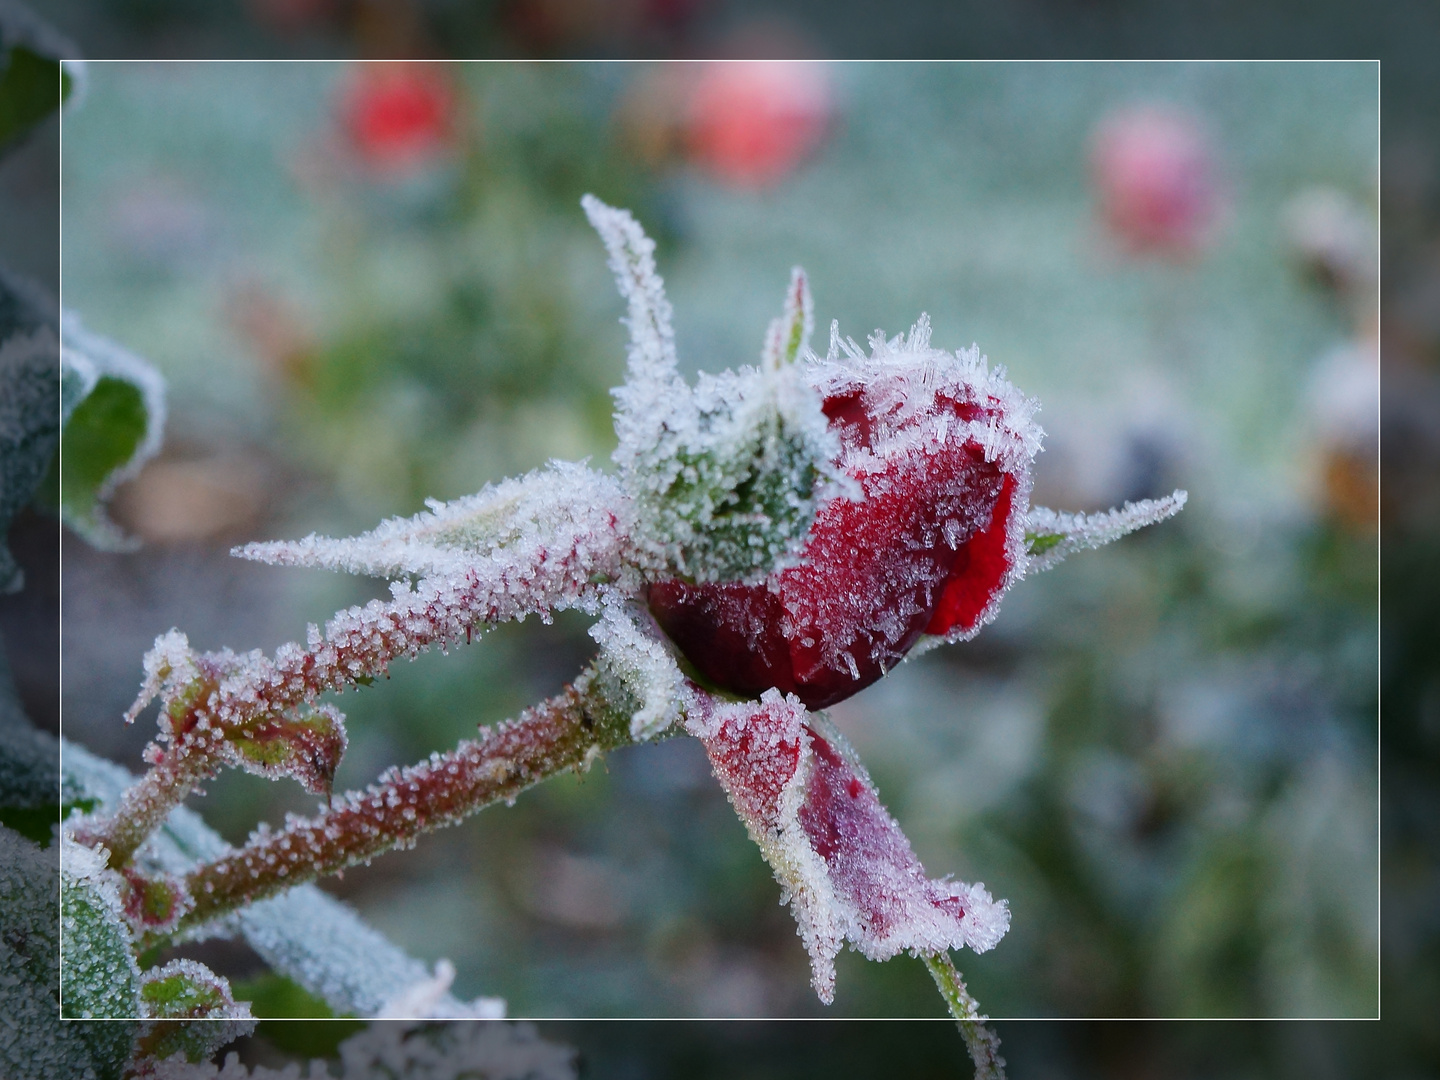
[925,471,1018,637]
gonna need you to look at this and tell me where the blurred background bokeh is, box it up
[57,61,1380,1023]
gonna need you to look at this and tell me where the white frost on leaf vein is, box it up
[686,690,1009,1004]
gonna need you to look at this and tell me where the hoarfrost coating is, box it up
[69,196,1184,1018]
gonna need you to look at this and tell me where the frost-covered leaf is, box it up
[142,1022,576,1080]
[60,740,505,1021]
[585,194,846,585]
[1,824,138,1080]
[0,652,67,843]
[0,266,59,593]
[139,959,252,1021]
[58,315,167,550]
[687,689,1008,1003]
[1023,490,1188,574]
[1,666,139,1076]
[60,835,144,1018]
[235,887,505,1021]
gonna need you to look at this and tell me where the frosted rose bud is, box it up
[339,64,456,176]
[685,61,832,188]
[648,319,1040,709]
[1090,106,1220,258]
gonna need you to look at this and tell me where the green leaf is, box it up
[1,826,136,1080]
[0,45,66,155]
[57,318,166,550]
[0,804,56,845]
[232,972,352,1021]
[60,377,146,543]
[139,959,248,1020]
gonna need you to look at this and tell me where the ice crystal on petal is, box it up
[687,691,1007,1003]
[588,592,687,740]
[652,318,1043,707]
[1023,490,1188,574]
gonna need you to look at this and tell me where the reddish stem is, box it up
[175,670,640,934]
[88,563,567,867]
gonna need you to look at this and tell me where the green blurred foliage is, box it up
[61,61,1378,1020]
[0,45,70,154]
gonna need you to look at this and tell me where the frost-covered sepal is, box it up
[123,630,347,795]
[585,194,847,585]
[226,702,348,796]
[235,461,632,590]
[588,592,687,741]
[1023,489,1187,574]
[687,690,1009,1003]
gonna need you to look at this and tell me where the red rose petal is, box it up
[925,471,1017,637]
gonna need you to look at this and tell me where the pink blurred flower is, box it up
[339,64,456,177]
[1090,106,1222,259]
[685,61,832,188]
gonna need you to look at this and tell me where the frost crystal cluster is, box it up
[65,198,1184,1027]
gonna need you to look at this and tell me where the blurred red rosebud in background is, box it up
[339,63,457,177]
[1090,106,1222,259]
[684,61,833,188]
